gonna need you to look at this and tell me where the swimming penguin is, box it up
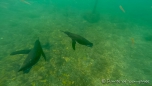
[61,31,93,50]
[10,39,46,73]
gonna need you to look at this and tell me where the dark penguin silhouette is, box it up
[61,31,93,50]
[83,0,100,23]
[10,39,46,73]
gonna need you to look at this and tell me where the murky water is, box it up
[0,0,151,86]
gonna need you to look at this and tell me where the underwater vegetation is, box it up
[0,0,152,86]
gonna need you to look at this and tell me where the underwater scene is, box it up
[0,0,152,86]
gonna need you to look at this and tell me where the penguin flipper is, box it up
[72,39,76,50]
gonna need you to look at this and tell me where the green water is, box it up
[0,0,152,86]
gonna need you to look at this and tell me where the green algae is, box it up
[0,1,151,86]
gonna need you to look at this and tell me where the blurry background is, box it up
[0,0,152,86]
